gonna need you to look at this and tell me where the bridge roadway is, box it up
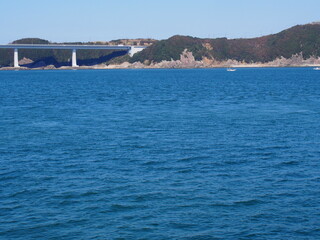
[0,44,146,67]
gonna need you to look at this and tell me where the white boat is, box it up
[313,67,320,70]
[227,68,236,72]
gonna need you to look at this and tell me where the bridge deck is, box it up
[0,44,146,50]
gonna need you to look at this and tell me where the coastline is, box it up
[2,51,320,71]
[1,65,319,71]
[1,63,319,71]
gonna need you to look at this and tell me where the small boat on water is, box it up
[227,68,236,72]
[313,67,320,70]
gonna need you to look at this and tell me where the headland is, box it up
[1,23,320,70]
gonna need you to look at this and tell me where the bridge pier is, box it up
[0,44,147,68]
[72,49,78,67]
[14,48,19,68]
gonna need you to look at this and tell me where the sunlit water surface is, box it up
[1,68,320,239]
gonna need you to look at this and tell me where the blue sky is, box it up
[1,0,320,43]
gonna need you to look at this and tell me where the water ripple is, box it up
[1,68,320,239]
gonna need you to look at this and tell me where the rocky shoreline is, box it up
[1,50,320,70]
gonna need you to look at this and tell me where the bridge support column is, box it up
[14,48,19,68]
[72,49,78,67]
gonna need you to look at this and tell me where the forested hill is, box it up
[130,23,320,64]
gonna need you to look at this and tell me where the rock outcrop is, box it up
[106,50,320,69]
[19,57,33,65]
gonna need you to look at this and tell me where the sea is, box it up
[1,68,320,240]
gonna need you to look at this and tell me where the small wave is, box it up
[177,169,193,173]
[253,145,290,151]
[223,159,248,165]
[58,199,80,206]
[0,175,18,181]
[170,222,198,230]
[251,213,275,219]
[9,189,31,198]
[177,156,210,162]
[182,234,221,240]
[80,191,99,197]
[207,199,236,207]
[234,199,263,206]
[209,199,263,207]
[30,121,61,128]
[278,160,299,166]
[294,229,317,236]
[110,203,142,212]
[0,205,23,212]
[39,176,55,181]
[251,152,275,157]
[142,160,162,166]
[131,192,165,202]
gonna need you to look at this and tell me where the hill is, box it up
[129,23,320,65]
[1,23,320,68]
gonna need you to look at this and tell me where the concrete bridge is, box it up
[0,44,146,67]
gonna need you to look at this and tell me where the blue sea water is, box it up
[0,68,320,240]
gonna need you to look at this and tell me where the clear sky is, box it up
[1,0,320,44]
